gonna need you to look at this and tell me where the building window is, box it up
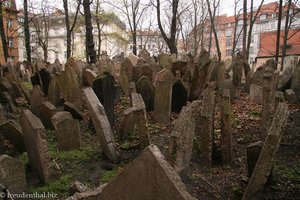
[226,36,232,47]
[260,14,267,20]
[6,18,13,29]
[225,29,232,36]
[249,47,254,54]
[226,49,232,56]
[8,37,13,48]
[272,13,277,18]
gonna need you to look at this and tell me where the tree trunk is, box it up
[63,0,72,59]
[132,30,137,55]
[242,0,247,56]
[24,0,31,62]
[0,1,9,62]
[275,0,283,66]
[83,0,97,64]
[281,0,292,71]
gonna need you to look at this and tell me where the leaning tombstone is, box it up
[154,80,172,124]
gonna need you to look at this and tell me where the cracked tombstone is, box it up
[19,109,50,184]
[168,105,195,177]
[154,80,172,124]
[242,103,289,200]
[136,76,155,111]
[30,85,44,117]
[0,155,26,194]
[39,101,57,130]
[200,88,215,166]
[83,87,119,162]
[52,111,81,151]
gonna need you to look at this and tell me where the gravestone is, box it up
[243,103,289,200]
[158,53,170,69]
[19,109,50,184]
[120,58,134,81]
[119,107,135,141]
[128,53,139,66]
[30,68,51,95]
[250,84,263,104]
[117,74,130,96]
[0,120,25,152]
[0,155,26,194]
[138,63,154,82]
[64,101,83,120]
[168,105,195,176]
[200,88,215,166]
[132,92,150,148]
[154,80,172,124]
[154,69,176,85]
[39,101,57,130]
[1,92,16,113]
[247,141,264,177]
[30,85,44,117]
[136,76,155,111]
[83,87,119,162]
[171,60,187,80]
[69,145,196,200]
[0,103,5,123]
[82,69,97,87]
[284,89,297,103]
[138,49,151,60]
[220,89,232,164]
[171,79,188,112]
[11,81,24,98]
[274,91,284,112]
[47,75,60,107]
[52,111,81,151]
[291,61,300,102]
[92,73,115,125]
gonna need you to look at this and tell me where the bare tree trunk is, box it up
[208,25,212,55]
[83,0,97,64]
[242,0,247,56]
[281,0,292,71]
[0,1,9,62]
[275,0,283,65]
[95,0,101,59]
[24,0,31,62]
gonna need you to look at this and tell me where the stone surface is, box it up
[120,58,134,81]
[246,141,264,177]
[47,75,61,107]
[291,61,300,102]
[19,109,50,184]
[117,74,130,96]
[128,53,139,67]
[69,181,89,196]
[171,79,188,112]
[154,80,172,123]
[250,84,263,104]
[30,85,44,116]
[136,76,155,111]
[119,107,135,141]
[284,89,297,103]
[39,101,57,130]
[0,155,26,194]
[64,101,84,120]
[69,145,196,200]
[83,87,119,162]
[0,120,25,152]
[30,69,51,95]
[52,111,81,151]
[82,69,97,87]
[92,73,115,125]
[154,69,176,85]
[169,105,195,176]
[242,103,289,200]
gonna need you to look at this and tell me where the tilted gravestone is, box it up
[92,73,115,125]
[52,111,81,151]
[242,103,289,200]
[119,107,135,141]
[39,101,57,130]
[82,69,97,87]
[30,85,44,117]
[30,69,51,95]
[47,75,61,107]
[0,155,26,194]
[120,58,134,81]
[154,80,172,124]
[136,76,155,111]
[19,109,50,184]
[0,120,25,152]
[64,101,83,120]
[83,87,119,162]
[168,105,195,176]
[171,79,188,113]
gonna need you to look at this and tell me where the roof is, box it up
[257,29,300,57]
[129,30,161,36]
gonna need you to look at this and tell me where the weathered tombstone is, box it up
[82,69,97,87]
[137,63,154,82]
[1,92,17,113]
[69,145,196,200]
[168,105,195,176]
[284,89,297,103]
[92,73,115,125]
[158,53,170,69]
[132,92,150,148]
[138,49,151,60]
[242,103,289,200]
[39,101,57,130]
[19,109,50,184]
[250,84,263,104]
[200,88,215,166]
[274,91,284,112]
[52,111,81,151]
[171,79,188,112]
[30,85,44,116]
[64,101,83,120]
[220,89,232,165]
[47,75,60,107]
[154,69,176,85]
[115,85,122,103]
[120,58,134,81]
[119,107,135,141]
[136,76,155,111]
[117,74,130,96]
[246,141,264,177]
[83,87,119,162]
[154,80,172,124]
[0,155,26,194]
[128,53,139,67]
[171,60,187,80]
[30,68,51,95]
[11,81,24,98]
[0,120,25,152]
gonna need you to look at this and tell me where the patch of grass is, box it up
[22,81,33,91]
[121,142,131,150]
[276,165,300,188]
[100,168,119,183]
[249,111,261,117]
[28,175,73,197]
[50,147,95,163]
[232,185,243,200]
[18,152,29,166]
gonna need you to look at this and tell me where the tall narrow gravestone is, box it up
[83,87,119,162]
[19,109,50,184]
[154,80,172,124]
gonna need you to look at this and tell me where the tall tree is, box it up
[206,0,221,61]
[0,1,9,62]
[242,0,247,55]
[232,0,242,57]
[83,0,97,63]
[275,0,283,65]
[24,0,31,62]
[155,0,179,54]
[63,0,81,59]
[281,0,292,71]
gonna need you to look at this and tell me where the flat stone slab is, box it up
[0,120,25,152]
